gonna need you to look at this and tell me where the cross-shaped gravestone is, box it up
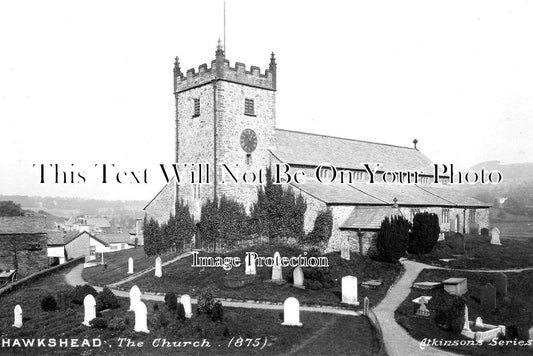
[180,294,192,318]
[481,283,497,310]
[341,276,359,305]
[340,239,350,260]
[281,297,302,327]
[134,301,149,333]
[82,295,96,326]
[129,285,142,311]
[128,257,134,274]
[13,305,22,328]
[155,256,162,278]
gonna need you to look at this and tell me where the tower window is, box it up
[244,98,255,116]
[193,98,200,117]
[246,154,253,165]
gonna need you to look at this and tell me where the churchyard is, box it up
[116,243,403,308]
[395,268,533,356]
[0,263,382,355]
[410,232,533,269]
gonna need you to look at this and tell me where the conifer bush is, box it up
[96,286,119,310]
[408,212,440,254]
[165,292,178,312]
[377,215,411,262]
[41,294,58,312]
[70,284,98,305]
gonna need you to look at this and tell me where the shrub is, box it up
[197,287,215,314]
[305,209,333,244]
[408,212,440,254]
[97,287,119,310]
[90,317,108,329]
[70,285,98,305]
[41,294,58,312]
[150,310,170,330]
[303,268,333,289]
[223,325,230,337]
[176,303,186,321]
[165,292,178,312]
[153,303,160,312]
[377,215,411,262]
[108,316,127,331]
[56,290,71,310]
[211,301,224,322]
[306,280,323,290]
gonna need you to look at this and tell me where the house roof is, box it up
[84,217,111,228]
[340,206,404,230]
[0,216,47,234]
[272,129,434,172]
[95,232,132,244]
[292,180,385,205]
[47,230,109,247]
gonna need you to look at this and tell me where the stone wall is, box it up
[0,233,48,277]
[144,180,177,224]
[65,232,91,260]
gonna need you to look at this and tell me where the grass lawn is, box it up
[82,248,181,286]
[410,234,533,269]
[395,268,533,356]
[0,265,381,355]
[119,243,403,308]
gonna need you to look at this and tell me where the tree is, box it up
[199,196,249,248]
[143,216,162,256]
[305,209,333,244]
[0,201,23,216]
[377,215,411,262]
[408,212,440,254]
[172,199,195,251]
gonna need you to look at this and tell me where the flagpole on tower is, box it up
[223,0,226,54]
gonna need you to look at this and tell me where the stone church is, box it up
[144,42,490,254]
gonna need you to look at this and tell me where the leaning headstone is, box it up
[340,239,350,260]
[271,252,283,281]
[13,305,22,328]
[341,276,359,305]
[463,305,470,331]
[494,273,507,297]
[129,285,142,311]
[82,295,96,326]
[293,266,305,289]
[481,283,497,310]
[281,297,302,327]
[475,317,484,328]
[155,256,162,278]
[180,294,192,318]
[245,253,256,275]
[490,227,501,245]
[133,301,149,333]
[128,257,134,274]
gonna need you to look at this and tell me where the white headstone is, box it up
[134,301,149,333]
[155,256,162,278]
[129,285,142,311]
[281,297,302,327]
[340,239,350,260]
[341,276,359,305]
[463,305,470,331]
[180,294,192,318]
[438,232,445,241]
[128,257,134,274]
[529,327,533,348]
[475,316,484,328]
[271,251,283,281]
[13,305,22,328]
[490,227,501,245]
[293,266,304,287]
[82,295,96,326]
[245,253,256,275]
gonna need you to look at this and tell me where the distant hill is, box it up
[469,161,533,185]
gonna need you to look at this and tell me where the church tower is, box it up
[174,41,277,218]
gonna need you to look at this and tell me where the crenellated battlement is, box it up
[174,42,276,93]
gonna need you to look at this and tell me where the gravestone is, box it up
[180,294,192,318]
[463,305,470,331]
[281,297,302,327]
[134,301,149,333]
[245,253,256,275]
[13,305,22,328]
[494,273,507,297]
[341,276,359,305]
[529,327,533,348]
[443,278,468,296]
[293,266,305,289]
[475,317,484,328]
[490,227,501,245]
[271,251,283,281]
[82,295,96,326]
[340,239,350,260]
[129,285,142,311]
[481,283,497,310]
[416,296,430,318]
[480,228,489,237]
[155,256,162,278]
[363,296,370,316]
[438,232,445,241]
[128,257,134,274]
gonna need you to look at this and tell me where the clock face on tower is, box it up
[240,128,257,153]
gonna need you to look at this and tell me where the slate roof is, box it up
[340,206,403,230]
[95,233,132,244]
[46,230,109,246]
[416,185,490,208]
[0,216,47,234]
[85,217,111,228]
[348,183,453,206]
[292,180,384,205]
[273,129,434,172]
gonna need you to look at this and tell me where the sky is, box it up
[1,0,532,201]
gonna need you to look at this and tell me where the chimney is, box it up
[136,218,142,235]
[413,139,418,150]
